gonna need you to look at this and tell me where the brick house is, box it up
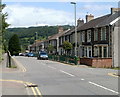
[28,8,120,68]
[28,40,44,52]
[44,27,70,54]
[59,19,84,56]
[59,28,74,55]
[77,8,120,67]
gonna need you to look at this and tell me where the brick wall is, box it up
[80,58,92,66]
[80,58,112,68]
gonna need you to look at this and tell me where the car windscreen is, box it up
[29,53,33,54]
[40,53,47,55]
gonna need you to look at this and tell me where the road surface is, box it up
[3,56,119,96]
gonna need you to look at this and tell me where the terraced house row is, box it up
[29,8,120,68]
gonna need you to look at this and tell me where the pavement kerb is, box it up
[48,60,89,68]
[108,73,119,78]
[12,57,26,72]
[0,79,42,97]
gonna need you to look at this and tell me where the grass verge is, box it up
[10,65,17,68]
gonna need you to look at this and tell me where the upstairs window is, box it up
[81,31,85,42]
[87,30,91,42]
[101,27,106,40]
[94,29,98,41]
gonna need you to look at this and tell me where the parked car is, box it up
[19,53,24,56]
[27,52,34,57]
[24,52,29,57]
[37,51,48,60]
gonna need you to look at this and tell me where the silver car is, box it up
[37,52,48,60]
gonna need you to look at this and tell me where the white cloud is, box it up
[3,0,120,2]
[3,4,75,28]
[3,2,117,28]
[77,3,116,20]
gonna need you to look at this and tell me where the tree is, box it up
[63,41,72,55]
[47,44,55,54]
[8,34,21,56]
[0,4,9,33]
[0,4,10,52]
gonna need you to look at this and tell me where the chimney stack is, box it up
[77,19,84,26]
[111,8,120,14]
[86,14,94,23]
[58,26,64,33]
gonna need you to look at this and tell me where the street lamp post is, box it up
[35,32,37,52]
[71,2,77,56]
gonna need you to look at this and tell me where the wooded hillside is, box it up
[5,25,73,51]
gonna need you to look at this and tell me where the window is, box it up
[70,35,72,43]
[103,47,107,57]
[87,30,91,42]
[94,29,98,41]
[88,47,92,58]
[65,36,67,41]
[82,31,85,42]
[84,47,87,57]
[101,27,106,40]
[99,46,102,57]
[68,36,70,42]
[94,46,98,57]
[97,46,108,58]
[82,47,84,57]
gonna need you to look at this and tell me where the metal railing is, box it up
[48,54,80,65]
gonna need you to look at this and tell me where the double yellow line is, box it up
[25,82,42,97]
[108,73,119,78]
[12,58,26,72]
[31,87,42,97]
[0,79,42,97]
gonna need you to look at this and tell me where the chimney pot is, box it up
[86,14,94,23]
[58,26,64,33]
[111,8,120,14]
[77,19,84,26]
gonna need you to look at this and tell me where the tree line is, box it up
[1,3,74,55]
[5,25,73,52]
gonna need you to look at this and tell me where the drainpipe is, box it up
[112,24,115,68]
[108,25,111,58]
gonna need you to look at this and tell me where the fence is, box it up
[48,54,80,65]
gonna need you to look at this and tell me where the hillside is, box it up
[5,25,73,51]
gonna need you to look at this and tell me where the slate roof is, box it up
[77,11,120,31]
[115,19,120,27]
[30,40,45,47]
[97,11,120,27]
[46,29,70,41]
[64,27,75,36]
[77,14,111,31]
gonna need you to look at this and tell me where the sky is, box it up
[2,0,119,28]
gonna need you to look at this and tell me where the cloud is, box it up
[3,0,120,2]
[77,3,116,19]
[3,4,75,28]
[3,2,117,28]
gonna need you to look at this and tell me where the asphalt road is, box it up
[13,56,119,96]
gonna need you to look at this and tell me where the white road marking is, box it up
[48,66,56,69]
[81,79,85,80]
[88,68,94,69]
[89,81,119,94]
[60,70,75,77]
